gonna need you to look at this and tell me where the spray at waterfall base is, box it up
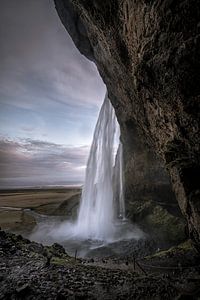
[30,94,144,255]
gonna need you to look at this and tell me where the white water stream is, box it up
[30,93,143,255]
[74,93,123,240]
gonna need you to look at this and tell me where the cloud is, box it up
[0,0,105,113]
[0,0,105,149]
[21,126,36,133]
[0,0,106,186]
[0,138,89,187]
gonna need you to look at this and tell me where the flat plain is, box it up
[0,187,81,233]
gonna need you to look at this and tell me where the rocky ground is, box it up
[1,229,200,300]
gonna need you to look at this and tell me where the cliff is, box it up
[54,0,200,249]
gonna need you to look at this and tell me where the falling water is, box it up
[30,93,144,252]
[113,143,126,220]
[74,92,125,240]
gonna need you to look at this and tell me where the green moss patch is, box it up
[128,198,185,245]
[145,240,194,260]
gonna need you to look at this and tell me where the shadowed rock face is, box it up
[54,0,200,249]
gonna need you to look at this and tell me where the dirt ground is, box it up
[0,187,81,233]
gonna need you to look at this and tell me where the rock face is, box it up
[54,0,200,249]
[121,120,186,246]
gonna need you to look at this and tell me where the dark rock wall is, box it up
[121,119,172,203]
[121,119,185,246]
[55,0,200,248]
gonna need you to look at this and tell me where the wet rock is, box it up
[86,246,115,258]
[27,242,44,254]
[16,283,31,296]
[0,230,199,299]
[51,243,66,255]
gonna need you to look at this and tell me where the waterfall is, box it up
[29,92,144,251]
[113,143,126,220]
[74,92,125,240]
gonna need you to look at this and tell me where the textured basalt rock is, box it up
[55,0,200,249]
[1,229,200,299]
[0,230,182,299]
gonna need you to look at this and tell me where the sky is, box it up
[0,0,105,187]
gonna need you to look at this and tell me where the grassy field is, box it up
[0,187,81,234]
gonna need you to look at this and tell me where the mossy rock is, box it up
[146,240,194,259]
[127,198,186,246]
[142,240,200,270]
[54,193,80,219]
[128,198,153,220]
[145,205,185,244]
[44,243,67,258]
[51,257,69,265]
